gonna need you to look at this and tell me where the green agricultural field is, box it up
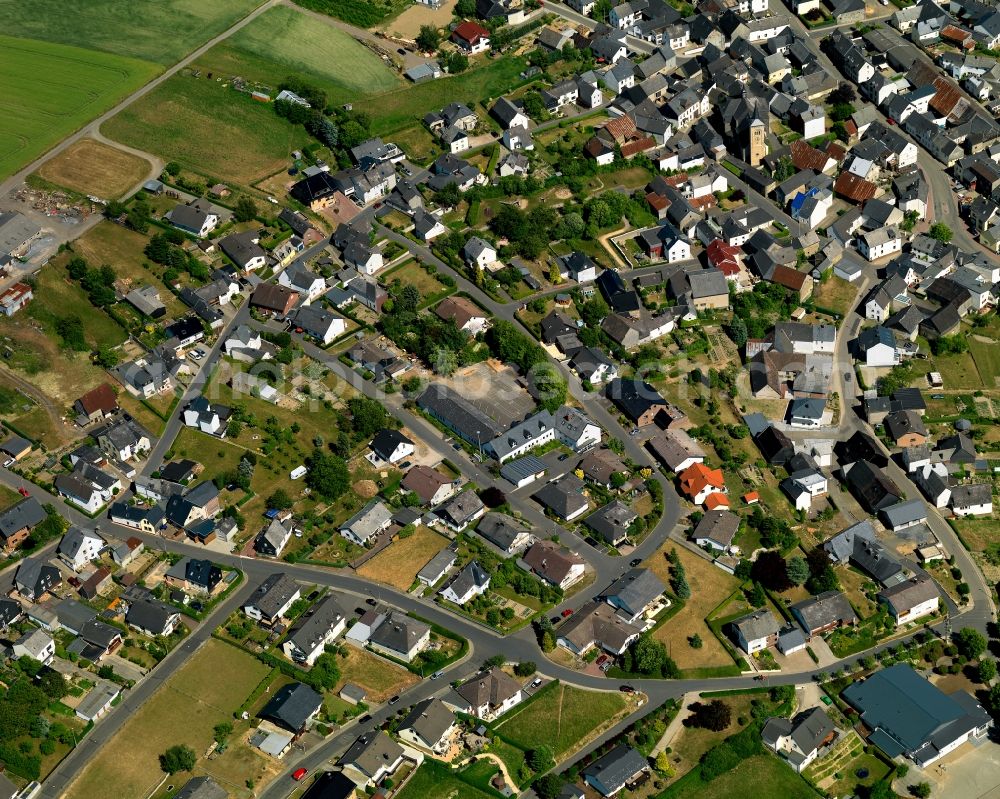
[217,5,399,98]
[495,683,630,759]
[102,75,303,185]
[0,0,261,65]
[0,35,160,180]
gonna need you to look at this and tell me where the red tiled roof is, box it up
[706,239,742,276]
[453,20,490,44]
[826,142,847,162]
[645,191,669,212]
[834,171,878,203]
[930,75,963,117]
[790,139,830,172]
[704,493,730,510]
[679,463,725,497]
[602,114,637,143]
[770,264,808,291]
[620,136,656,158]
[743,491,760,504]
[690,195,717,210]
[77,383,119,416]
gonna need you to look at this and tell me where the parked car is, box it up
[431,670,444,680]
[619,685,635,693]
[358,715,372,724]
[292,768,308,781]
[388,695,400,705]
[558,453,570,461]
[365,598,377,606]
[561,608,573,618]
[531,677,543,688]
[630,558,642,567]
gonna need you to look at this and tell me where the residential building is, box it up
[367,613,431,662]
[126,599,181,637]
[14,557,60,601]
[13,628,55,665]
[244,572,300,625]
[731,609,780,654]
[557,600,643,656]
[583,746,651,797]
[451,667,523,720]
[397,698,457,754]
[340,500,393,546]
[879,575,940,626]
[762,708,838,773]
[436,490,486,532]
[402,465,456,506]
[691,509,740,552]
[367,429,415,465]
[282,593,347,666]
[57,528,105,571]
[791,591,858,637]
[439,560,490,605]
[603,568,665,624]
[260,682,323,734]
[340,731,404,788]
[522,540,586,589]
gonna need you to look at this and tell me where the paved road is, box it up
[38,580,254,799]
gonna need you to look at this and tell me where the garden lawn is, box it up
[0,35,160,180]
[356,527,450,590]
[968,336,1000,387]
[952,516,1000,552]
[928,351,982,390]
[0,0,260,65]
[383,260,452,308]
[102,75,303,185]
[396,758,497,799]
[334,645,419,703]
[669,693,760,779]
[64,639,270,799]
[813,275,860,318]
[645,547,741,671]
[662,753,820,799]
[494,683,630,760]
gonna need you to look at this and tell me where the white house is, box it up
[951,484,993,516]
[13,628,55,665]
[449,667,523,721]
[340,500,393,546]
[366,429,415,465]
[463,237,497,271]
[731,609,779,654]
[878,576,939,626]
[182,397,229,437]
[858,227,902,261]
[57,528,105,571]
[858,325,898,368]
[438,560,490,606]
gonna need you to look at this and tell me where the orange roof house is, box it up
[743,491,760,505]
[678,463,727,505]
[704,493,731,510]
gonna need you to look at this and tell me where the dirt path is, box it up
[469,752,520,792]
[598,224,629,269]
[651,692,695,756]
[0,362,73,445]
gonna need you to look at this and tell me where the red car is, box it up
[561,608,574,618]
[17,487,29,497]
[292,768,308,781]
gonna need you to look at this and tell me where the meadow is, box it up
[64,640,271,799]
[102,75,304,185]
[0,35,160,180]
[219,5,400,98]
[0,0,261,65]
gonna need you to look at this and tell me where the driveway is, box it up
[899,737,1000,799]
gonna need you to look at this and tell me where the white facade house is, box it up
[58,528,105,571]
[879,577,939,627]
[951,484,993,516]
[463,237,497,271]
[858,227,902,261]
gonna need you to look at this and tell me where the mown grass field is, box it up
[968,335,1000,387]
[644,547,740,671]
[102,74,304,185]
[64,640,271,799]
[220,5,399,97]
[396,758,496,799]
[495,683,630,759]
[0,0,260,65]
[335,645,419,702]
[663,753,820,799]
[72,221,190,318]
[356,527,450,590]
[0,35,160,180]
[35,138,150,199]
